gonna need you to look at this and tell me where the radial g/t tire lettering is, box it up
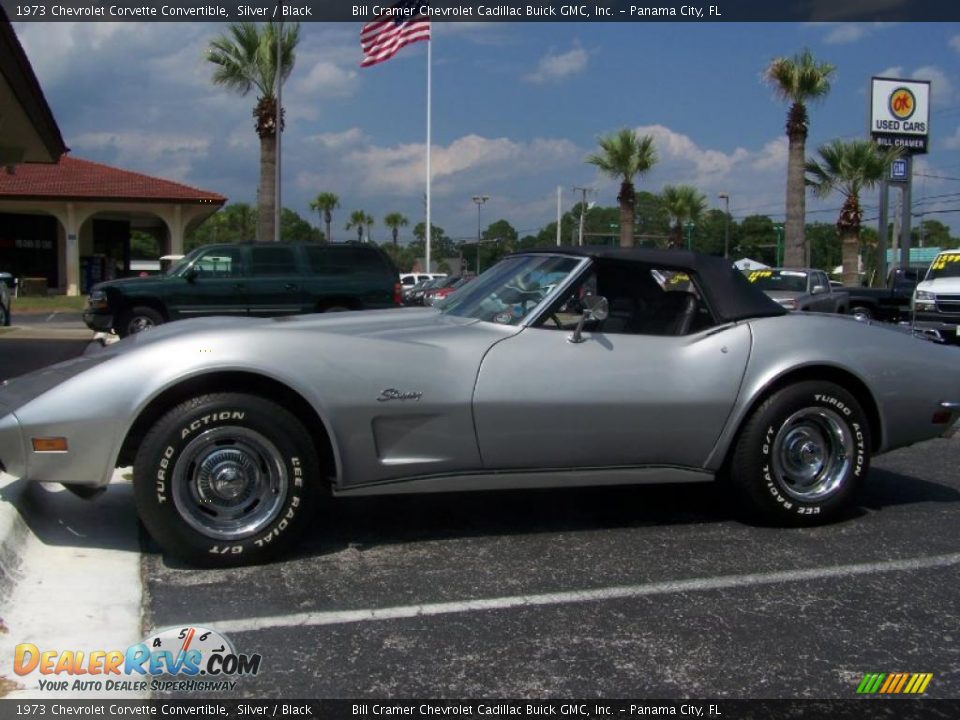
[133,393,321,566]
[731,381,870,525]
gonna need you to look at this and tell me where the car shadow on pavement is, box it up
[0,478,141,554]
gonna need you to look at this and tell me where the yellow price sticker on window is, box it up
[748,270,772,282]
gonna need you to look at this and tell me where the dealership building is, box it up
[0,8,225,296]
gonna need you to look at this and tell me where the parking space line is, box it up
[202,552,960,635]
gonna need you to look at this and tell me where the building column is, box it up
[65,202,80,296]
[168,204,184,255]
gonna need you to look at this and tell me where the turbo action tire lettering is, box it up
[731,381,870,525]
[134,393,320,566]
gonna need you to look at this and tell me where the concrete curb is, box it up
[0,474,29,607]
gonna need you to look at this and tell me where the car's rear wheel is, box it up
[117,306,164,337]
[0,301,8,327]
[730,381,869,524]
[850,305,874,322]
[133,393,320,566]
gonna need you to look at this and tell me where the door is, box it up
[246,245,309,316]
[472,313,752,471]
[167,247,246,318]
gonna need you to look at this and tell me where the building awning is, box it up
[0,7,68,165]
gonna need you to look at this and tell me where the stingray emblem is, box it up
[377,388,423,402]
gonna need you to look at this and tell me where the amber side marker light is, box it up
[32,437,68,452]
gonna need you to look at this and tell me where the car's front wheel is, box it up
[730,381,870,524]
[117,306,164,337]
[850,305,874,322]
[0,301,8,327]
[133,393,321,566]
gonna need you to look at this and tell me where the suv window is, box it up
[194,249,242,278]
[251,246,299,275]
[305,246,386,275]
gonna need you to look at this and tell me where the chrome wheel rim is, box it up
[771,407,853,502]
[172,426,288,540]
[128,315,156,334]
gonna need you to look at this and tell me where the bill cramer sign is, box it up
[870,77,930,154]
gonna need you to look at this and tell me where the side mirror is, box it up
[183,267,198,282]
[568,295,608,344]
[812,284,827,295]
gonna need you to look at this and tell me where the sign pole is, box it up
[899,155,913,271]
[877,177,889,284]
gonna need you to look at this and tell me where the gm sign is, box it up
[871,77,930,154]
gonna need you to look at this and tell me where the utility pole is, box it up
[573,186,593,246]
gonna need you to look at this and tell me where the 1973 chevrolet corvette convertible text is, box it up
[1,248,958,565]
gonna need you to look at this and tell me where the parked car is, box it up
[422,275,463,305]
[745,268,849,313]
[83,242,401,337]
[911,249,960,345]
[428,276,473,306]
[0,272,11,326]
[2,247,958,566]
[405,277,445,306]
[844,266,923,323]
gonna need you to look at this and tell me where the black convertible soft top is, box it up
[517,246,787,323]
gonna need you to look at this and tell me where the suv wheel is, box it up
[118,306,164,337]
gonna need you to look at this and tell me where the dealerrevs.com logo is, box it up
[14,626,261,693]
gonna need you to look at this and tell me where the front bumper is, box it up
[82,310,114,332]
[0,405,26,478]
[910,314,960,345]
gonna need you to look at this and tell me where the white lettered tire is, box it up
[133,393,320,566]
[731,381,870,524]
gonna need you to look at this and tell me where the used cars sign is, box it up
[871,77,930,154]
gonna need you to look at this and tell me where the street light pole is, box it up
[718,192,730,259]
[685,222,696,250]
[472,194,489,274]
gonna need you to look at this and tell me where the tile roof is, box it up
[0,155,226,204]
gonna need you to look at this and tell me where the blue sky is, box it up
[13,20,960,243]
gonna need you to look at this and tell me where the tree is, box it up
[208,21,301,243]
[346,210,373,242]
[765,48,835,268]
[383,212,409,247]
[660,185,707,248]
[280,208,323,243]
[586,129,657,247]
[310,192,339,243]
[805,139,902,286]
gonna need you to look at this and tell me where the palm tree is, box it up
[346,211,374,242]
[660,185,707,248]
[310,192,339,243]
[586,129,657,247]
[765,48,836,268]
[208,21,301,244]
[805,139,902,286]
[384,212,409,247]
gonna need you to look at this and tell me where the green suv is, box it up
[83,242,401,337]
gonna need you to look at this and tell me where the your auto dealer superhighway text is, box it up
[354,6,723,18]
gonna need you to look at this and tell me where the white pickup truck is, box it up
[912,249,960,345]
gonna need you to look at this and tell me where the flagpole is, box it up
[425,35,432,274]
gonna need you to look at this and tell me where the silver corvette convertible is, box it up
[1,248,958,565]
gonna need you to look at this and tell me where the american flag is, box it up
[360,1,431,68]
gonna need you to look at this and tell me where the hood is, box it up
[105,307,482,354]
[764,290,803,302]
[91,275,167,293]
[916,277,960,294]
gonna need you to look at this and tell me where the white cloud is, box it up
[951,35,960,54]
[911,66,954,105]
[295,61,359,97]
[70,131,209,181]
[524,45,589,85]
[751,137,789,172]
[943,127,960,151]
[633,125,751,180]
[807,22,897,44]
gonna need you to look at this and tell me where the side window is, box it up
[538,264,711,336]
[193,249,241,278]
[250,246,298,276]
[304,246,384,275]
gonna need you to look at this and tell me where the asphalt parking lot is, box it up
[143,435,960,699]
[2,329,959,701]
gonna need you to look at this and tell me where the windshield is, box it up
[745,269,808,293]
[166,247,204,277]
[440,254,583,325]
[925,254,960,281]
